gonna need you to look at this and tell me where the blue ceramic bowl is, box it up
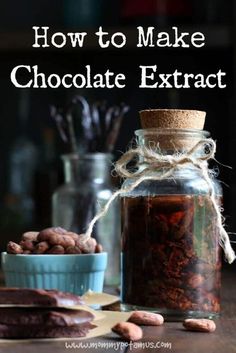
[1,252,107,295]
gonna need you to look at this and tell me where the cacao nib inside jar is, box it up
[121,194,221,319]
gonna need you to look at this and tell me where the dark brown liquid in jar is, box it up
[121,194,221,314]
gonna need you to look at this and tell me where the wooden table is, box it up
[0,269,235,353]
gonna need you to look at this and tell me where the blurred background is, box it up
[0,0,235,264]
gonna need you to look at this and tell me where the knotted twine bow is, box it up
[84,138,235,264]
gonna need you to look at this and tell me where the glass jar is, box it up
[121,129,222,319]
[52,153,120,286]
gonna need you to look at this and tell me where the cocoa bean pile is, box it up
[121,194,221,314]
[6,227,103,255]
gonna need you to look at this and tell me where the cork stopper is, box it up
[140,109,206,130]
[138,109,207,151]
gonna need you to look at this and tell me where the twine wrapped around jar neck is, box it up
[83,138,235,264]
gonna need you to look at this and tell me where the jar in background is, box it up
[121,110,222,319]
[52,153,120,286]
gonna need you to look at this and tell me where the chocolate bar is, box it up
[0,288,96,339]
[0,288,83,307]
[0,308,93,327]
[0,323,95,339]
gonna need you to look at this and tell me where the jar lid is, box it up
[140,109,206,130]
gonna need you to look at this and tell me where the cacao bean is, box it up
[112,322,143,341]
[183,319,216,333]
